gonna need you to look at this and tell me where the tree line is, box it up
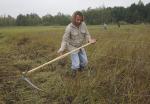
[0,0,150,26]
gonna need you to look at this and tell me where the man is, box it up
[58,11,96,78]
[103,22,107,30]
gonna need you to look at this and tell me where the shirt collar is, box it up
[70,22,82,29]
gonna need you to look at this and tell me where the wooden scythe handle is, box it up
[25,42,92,75]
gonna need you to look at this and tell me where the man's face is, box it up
[75,15,82,27]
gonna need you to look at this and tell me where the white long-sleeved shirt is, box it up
[58,22,91,52]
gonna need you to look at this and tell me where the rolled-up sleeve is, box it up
[58,25,70,53]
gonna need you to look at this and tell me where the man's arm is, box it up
[57,25,71,54]
[83,22,96,44]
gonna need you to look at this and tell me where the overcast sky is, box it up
[0,0,149,18]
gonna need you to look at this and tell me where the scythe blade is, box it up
[21,75,44,92]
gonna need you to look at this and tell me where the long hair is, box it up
[71,11,84,25]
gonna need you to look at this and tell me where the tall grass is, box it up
[0,24,150,104]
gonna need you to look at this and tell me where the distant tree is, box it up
[0,15,15,26]
[16,13,41,26]
[42,13,70,26]
[26,13,41,25]
[104,8,113,23]
[112,7,126,23]
[16,14,27,26]
[138,0,144,6]
[145,3,150,22]
[42,14,54,25]
[53,12,70,25]
[137,0,146,22]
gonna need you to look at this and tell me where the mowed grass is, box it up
[0,24,150,104]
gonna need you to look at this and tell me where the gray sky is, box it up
[0,0,149,18]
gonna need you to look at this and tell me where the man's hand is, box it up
[58,51,63,56]
[89,38,96,44]
[57,48,63,54]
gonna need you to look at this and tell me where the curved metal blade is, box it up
[21,76,44,92]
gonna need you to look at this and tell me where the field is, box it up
[0,24,150,104]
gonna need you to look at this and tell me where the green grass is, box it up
[0,24,150,104]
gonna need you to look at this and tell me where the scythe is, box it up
[22,42,92,91]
